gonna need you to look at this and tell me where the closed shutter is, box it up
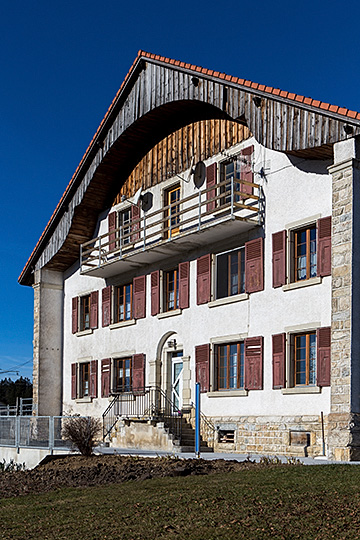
[197,254,211,305]
[101,359,111,398]
[132,354,145,395]
[90,291,98,329]
[90,360,98,398]
[195,344,210,393]
[133,275,146,319]
[244,336,263,390]
[179,261,190,309]
[272,333,286,389]
[317,327,331,386]
[72,297,78,334]
[206,163,217,212]
[317,216,331,277]
[245,237,264,293]
[131,203,140,243]
[150,271,160,316]
[272,230,286,288]
[71,363,77,399]
[240,145,254,197]
[108,211,116,252]
[102,286,112,327]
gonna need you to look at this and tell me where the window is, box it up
[72,292,98,334]
[220,160,242,205]
[217,342,244,390]
[79,362,90,398]
[216,248,245,299]
[79,295,90,331]
[119,208,131,246]
[164,184,180,238]
[114,283,133,322]
[294,225,317,281]
[71,360,98,400]
[114,357,132,393]
[293,332,316,386]
[164,269,179,311]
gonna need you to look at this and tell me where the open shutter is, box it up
[150,271,160,316]
[102,286,111,327]
[317,327,331,386]
[131,203,140,243]
[179,261,190,309]
[206,163,217,212]
[132,353,145,395]
[101,359,111,398]
[72,297,78,334]
[272,230,286,288]
[272,333,286,389]
[244,336,263,390]
[71,363,77,399]
[90,360,98,398]
[195,344,210,393]
[197,254,211,305]
[317,216,331,277]
[240,145,254,197]
[108,211,116,252]
[133,275,146,319]
[245,237,264,293]
[90,291,98,329]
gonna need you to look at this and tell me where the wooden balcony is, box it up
[80,177,263,278]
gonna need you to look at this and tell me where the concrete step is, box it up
[179,445,214,453]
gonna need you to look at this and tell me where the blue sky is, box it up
[1,0,360,379]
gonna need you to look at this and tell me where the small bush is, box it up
[62,416,102,457]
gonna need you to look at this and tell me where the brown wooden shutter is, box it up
[317,327,331,387]
[197,254,211,305]
[90,291,98,329]
[240,145,254,197]
[133,275,146,319]
[317,216,331,277]
[108,211,116,252]
[102,286,111,327]
[101,359,111,398]
[245,237,264,293]
[272,333,286,389]
[195,344,210,393]
[71,363,77,399]
[132,353,145,395]
[131,203,140,243]
[72,297,78,334]
[272,230,286,288]
[179,261,190,309]
[206,163,217,212]
[90,360,98,398]
[150,271,160,316]
[244,336,263,390]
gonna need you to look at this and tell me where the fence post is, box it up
[16,416,20,453]
[49,416,54,454]
[195,382,200,458]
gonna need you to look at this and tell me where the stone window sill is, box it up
[282,276,322,292]
[76,329,93,337]
[109,319,136,330]
[208,293,249,308]
[157,309,182,320]
[75,396,92,403]
[208,389,248,398]
[282,386,322,395]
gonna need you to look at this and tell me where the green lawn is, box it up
[1,465,360,539]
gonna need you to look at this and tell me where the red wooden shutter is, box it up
[317,327,331,386]
[197,254,211,305]
[179,261,190,309]
[132,353,145,395]
[90,291,98,329]
[245,237,264,293]
[244,336,263,390]
[150,271,160,316]
[131,203,140,243]
[90,360,98,398]
[195,344,210,393]
[206,163,217,212]
[102,286,112,327]
[133,275,146,319]
[71,363,77,399]
[72,297,78,334]
[108,211,116,252]
[317,216,331,277]
[272,230,286,288]
[240,145,254,197]
[101,359,111,398]
[272,333,286,389]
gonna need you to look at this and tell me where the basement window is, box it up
[218,429,235,443]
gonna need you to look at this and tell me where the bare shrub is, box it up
[62,416,102,456]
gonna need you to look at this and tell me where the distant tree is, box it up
[0,377,32,406]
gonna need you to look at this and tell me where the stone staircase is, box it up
[175,417,213,453]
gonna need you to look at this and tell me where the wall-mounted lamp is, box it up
[167,339,177,349]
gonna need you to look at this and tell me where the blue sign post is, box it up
[195,382,200,458]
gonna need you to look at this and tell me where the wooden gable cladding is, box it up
[113,119,250,204]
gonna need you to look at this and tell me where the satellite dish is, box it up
[141,192,153,212]
[193,161,206,188]
[131,187,143,206]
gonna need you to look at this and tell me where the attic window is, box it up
[253,96,262,108]
[191,77,199,87]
